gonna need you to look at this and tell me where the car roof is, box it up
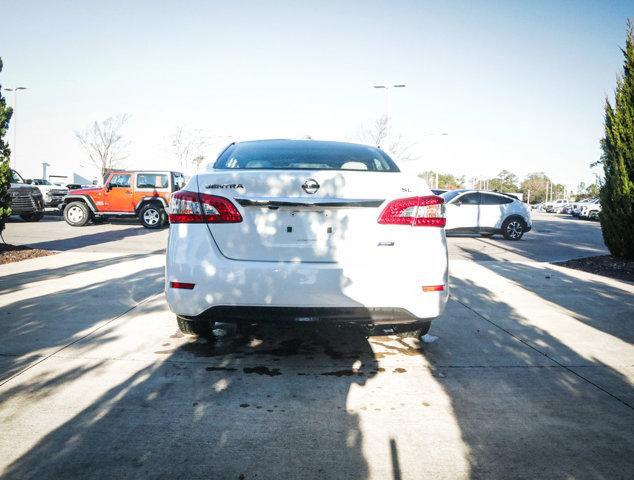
[447,189,514,196]
[443,189,520,200]
[109,170,183,174]
[234,138,383,150]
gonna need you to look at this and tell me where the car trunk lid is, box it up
[196,170,426,263]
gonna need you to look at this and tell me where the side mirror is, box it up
[106,183,113,191]
[26,179,32,184]
[454,201,462,207]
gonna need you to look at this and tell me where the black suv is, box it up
[9,169,44,221]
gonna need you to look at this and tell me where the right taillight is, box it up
[377,195,446,227]
[169,191,242,224]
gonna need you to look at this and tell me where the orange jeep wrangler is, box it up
[61,170,185,228]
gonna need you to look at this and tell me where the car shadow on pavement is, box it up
[427,261,634,478]
[457,247,634,344]
[0,265,164,384]
[1,323,380,480]
[0,251,165,295]
[24,226,162,252]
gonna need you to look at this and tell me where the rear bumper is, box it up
[181,306,426,326]
[165,225,449,323]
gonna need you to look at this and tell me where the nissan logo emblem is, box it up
[302,178,320,194]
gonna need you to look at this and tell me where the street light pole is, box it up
[3,86,27,169]
[373,84,406,121]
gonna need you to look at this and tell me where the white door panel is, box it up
[479,193,516,229]
[445,192,480,230]
[479,205,505,228]
[445,204,479,230]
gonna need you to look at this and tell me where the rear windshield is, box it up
[213,141,400,172]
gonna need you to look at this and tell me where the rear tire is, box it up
[64,202,90,226]
[369,321,432,338]
[177,316,215,336]
[20,212,44,222]
[501,217,525,241]
[139,203,167,229]
[396,321,432,338]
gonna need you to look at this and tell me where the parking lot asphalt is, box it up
[2,210,168,254]
[1,212,632,479]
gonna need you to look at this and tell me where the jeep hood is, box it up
[68,187,100,195]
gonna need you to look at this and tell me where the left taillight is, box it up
[377,195,446,227]
[168,191,242,224]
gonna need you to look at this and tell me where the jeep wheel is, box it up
[64,201,90,227]
[502,217,525,241]
[139,204,166,229]
[20,212,44,222]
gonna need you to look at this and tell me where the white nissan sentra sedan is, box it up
[165,139,448,337]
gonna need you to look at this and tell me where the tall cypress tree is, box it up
[600,20,634,259]
[0,57,14,235]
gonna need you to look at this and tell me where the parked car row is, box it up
[10,157,535,239]
[7,168,186,228]
[531,197,601,221]
[7,169,79,222]
[5,139,537,338]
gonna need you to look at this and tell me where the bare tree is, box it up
[355,115,418,162]
[75,114,130,180]
[356,115,390,147]
[169,126,207,172]
[192,155,205,171]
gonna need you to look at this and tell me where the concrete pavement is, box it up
[0,214,632,479]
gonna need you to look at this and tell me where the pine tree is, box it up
[600,20,634,259]
[0,57,14,235]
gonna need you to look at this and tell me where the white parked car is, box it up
[579,201,601,220]
[165,139,449,337]
[572,198,599,217]
[541,198,567,213]
[441,189,532,240]
[27,178,68,207]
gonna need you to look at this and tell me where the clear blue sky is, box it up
[1,0,632,188]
